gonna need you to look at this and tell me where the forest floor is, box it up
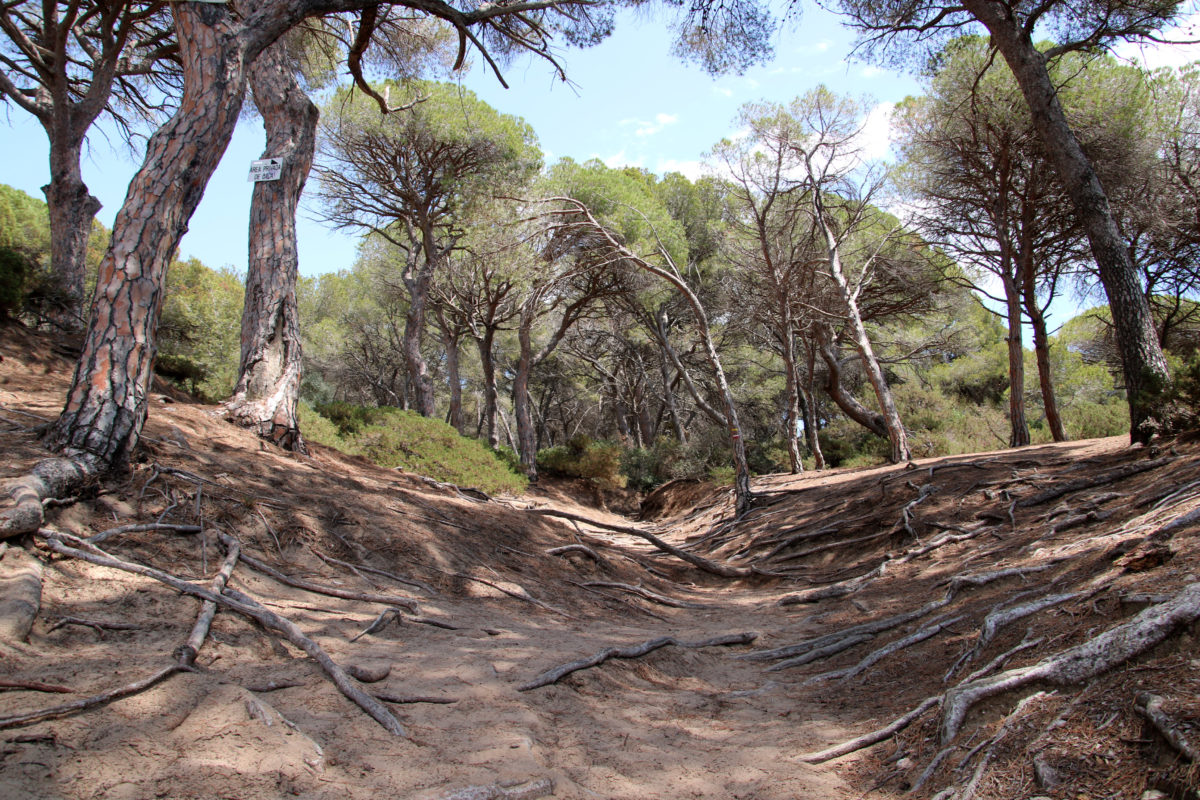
[1,321,1199,800]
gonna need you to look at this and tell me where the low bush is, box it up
[538,435,626,490]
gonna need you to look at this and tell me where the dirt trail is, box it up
[2,323,1199,800]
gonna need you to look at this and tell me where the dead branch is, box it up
[0,679,72,693]
[87,521,202,546]
[176,536,240,667]
[236,548,419,613]
[1017,456,1173,508]
[1136,692,1199,762]
[528,508,768,578]
[310,548,437,595]
[0,662,184,730]
[434,777,554,800]
[374,691,458,705]
[47,616,140,634]
[35,530,407,737]
[798,695,942,763]
[580,581,711,609]
[518,631,757,691]
[941,581,1200,743]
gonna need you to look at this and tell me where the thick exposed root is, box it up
[940,581,1200,743]
[0,457,92,538]
[0,545,43,644]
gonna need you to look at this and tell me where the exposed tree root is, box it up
[746,597,952,664]
[1017,456,1173,508]
[528,508,772,578]
[940,581,1200,743]
[0,545,43,643]
[310,548,437,596]
[1136,692,1198,762]
[374,691,458,705]
[236,549,420,613]
[35,530,408,737]
[796,614,964,683]
[798,695,942,763]
[580,581,712,609]
[976,592,1079,650]
[517,631,757,691]
[956,691,1048,800]
[546,544,602,561]
[0,457,91,537]
[0,679,72,693]
[47,616,140,635]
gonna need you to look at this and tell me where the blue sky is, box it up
[0,6,1196,280]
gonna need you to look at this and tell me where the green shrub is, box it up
[537,435,626,490]
[0,247,27,319]
[343,407,527,495]
[297,402,349,450]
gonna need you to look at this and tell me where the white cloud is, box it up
[655,159,706,180]
[859,65,885,79]
[602,150,645,170]
[713,86,734,98]
[618,113,680,138]
[856,102,895,162]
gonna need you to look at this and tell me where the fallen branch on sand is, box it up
[518,631,757,691]
[237,549,419,613]
[33,529,407,737]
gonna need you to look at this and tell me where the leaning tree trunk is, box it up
[967,0,1172,443]
[815,324,889,440]
[435,308,464,432]
[1002,273,1031,447]
[818,219,910,464]
[46,4,253,471]
[222,38,314,453]
[42,133,101,329]
[403,247,437,418]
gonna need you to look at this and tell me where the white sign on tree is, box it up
[248,158,283,182]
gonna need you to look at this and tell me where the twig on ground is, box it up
[47,616,140,634]
[374,691,458,705]
[85,522,203,546]
[518,632,757,691]
[237,548,420,613]
[0,679,72,693]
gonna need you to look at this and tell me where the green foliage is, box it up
[537,435,627,490]
[156,258,244,400]
[340,406,527,495]
[0,247,28,318]
[296,401,350,450]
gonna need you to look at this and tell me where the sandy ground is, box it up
[2,322,1199,800]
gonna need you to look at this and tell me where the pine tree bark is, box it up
[965,0,1171,442]
[222,38,314,453]
[475,327,500,448]
[514,316,538,479]
[42,134,101,328]
[46,3,250,470]
[1002,273,1031,447]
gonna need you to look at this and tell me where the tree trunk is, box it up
[655,308,689,443]
[781,323,804,474]
[46,3,250,471]
[513,316,538,479]
[436,309,464,432]
[41,133,101,328]
[815,324,889,440]
[401,255,436,418]
[1020,257,1067,442]
[222,38,314,453]
[476,328,499,448]
[801,338,826,469]
[967,0,1172,442]
[820,219,909,463]
[1002,273,1030,447]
